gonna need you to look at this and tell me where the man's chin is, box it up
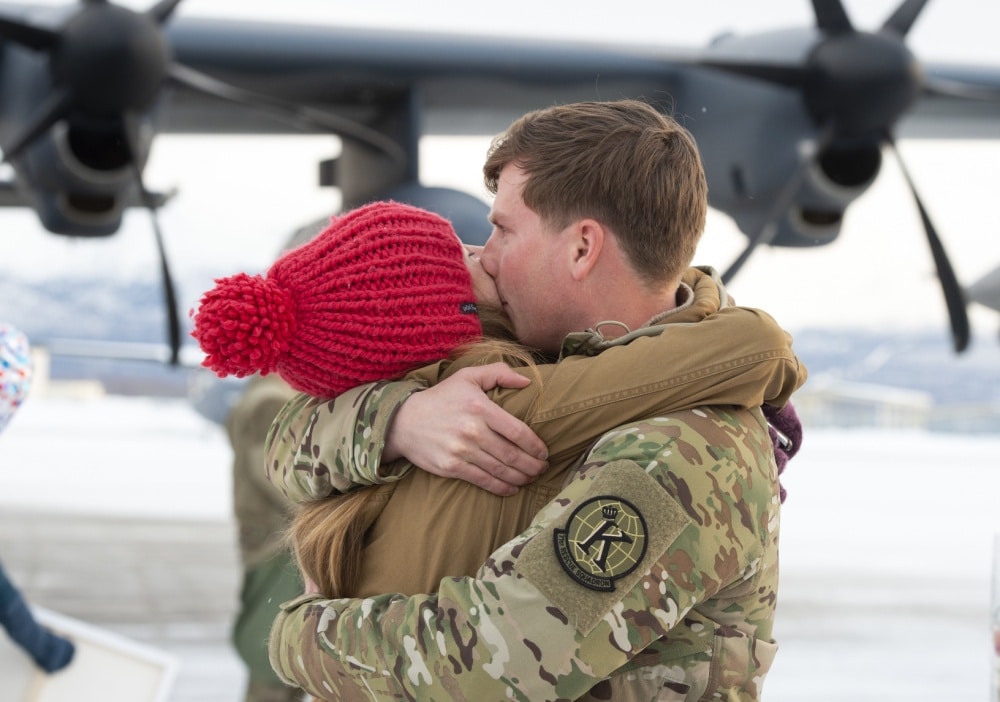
[516,328,559,357]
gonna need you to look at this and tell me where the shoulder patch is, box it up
[516,459,692,635]
[554,496,647,591]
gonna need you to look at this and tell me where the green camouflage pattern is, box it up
[264,379,423,503]
[269,406,780,701]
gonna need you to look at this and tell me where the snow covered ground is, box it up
[2,393,999,700]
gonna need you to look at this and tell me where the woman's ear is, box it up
[568,218,605,282]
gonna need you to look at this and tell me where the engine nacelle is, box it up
[15,119,141,236]
[686,32,886,250]
[0,4,158,238]
[378,182,491,245]
[771,140,882,248]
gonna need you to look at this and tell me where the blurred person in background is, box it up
[0,323,75,675]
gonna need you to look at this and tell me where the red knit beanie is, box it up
[191,201,482,398]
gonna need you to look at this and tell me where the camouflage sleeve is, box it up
[269,408,776,700]
[264,379,425,503]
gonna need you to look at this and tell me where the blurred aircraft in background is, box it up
[1,0,998,358]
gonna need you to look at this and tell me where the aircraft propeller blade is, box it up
[721,159,807,284]
[146,206,182,367]
[147,0,183,23]
[887,134,971,353]
[0,15,59,50]
[880,0,930,37]
[122,110,182,366]
[812,0,853,33]
[0,89,73,164]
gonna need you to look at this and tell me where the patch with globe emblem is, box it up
[516,460,691,634]
[554,496,648,591]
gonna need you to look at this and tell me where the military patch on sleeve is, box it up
[554,496,648,591]
[516,459,692,635]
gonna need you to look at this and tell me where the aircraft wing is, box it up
[903,63,1000,137]
[158,17,696,137]
[5,4,998,138]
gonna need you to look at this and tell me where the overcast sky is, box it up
[2,0,999,343]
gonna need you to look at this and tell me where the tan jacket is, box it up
[329,268,807,597]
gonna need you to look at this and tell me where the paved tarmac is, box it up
[3,495,997,702]
[0,508,249,702]
[3,394,1000,701]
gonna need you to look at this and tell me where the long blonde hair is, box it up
[289,304,539,598]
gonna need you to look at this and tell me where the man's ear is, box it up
[568,219,605,281]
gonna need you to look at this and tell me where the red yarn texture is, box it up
[191,201,481,398]
[192,273,295,377]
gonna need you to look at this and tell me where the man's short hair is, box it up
[484,99,707,287]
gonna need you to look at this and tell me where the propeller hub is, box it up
[804,31,923,137]
[51,4,171,116]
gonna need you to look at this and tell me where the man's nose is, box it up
[480,237,499,276]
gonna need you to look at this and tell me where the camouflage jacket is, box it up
[270,406,781,701]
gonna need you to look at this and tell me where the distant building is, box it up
[29,346,106,400]
[795,377,933,430]
[928,403,1000,435]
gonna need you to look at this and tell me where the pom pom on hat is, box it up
[191,201,482,398]
[192,273,296,378]
[0,323,33,434]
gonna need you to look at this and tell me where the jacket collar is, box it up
[558,266,728,359]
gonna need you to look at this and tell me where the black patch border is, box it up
[553,495,649,591]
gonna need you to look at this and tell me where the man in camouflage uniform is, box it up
[267,99,796,700]
[269,406,781,700]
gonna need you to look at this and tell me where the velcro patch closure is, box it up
[516,460,692,635]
